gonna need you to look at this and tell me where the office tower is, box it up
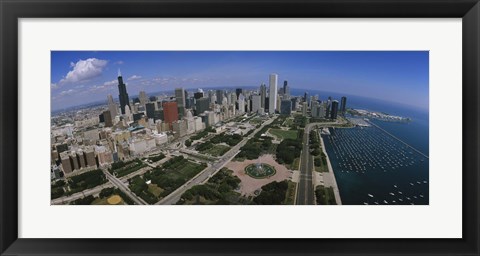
[139,91,147,106]
[117,69,130,115]
[175,88,186,119]
[330,100,339,120]
[77,151,86,168]
[196,98,210,115]
[84,147,96,167]
[251,95,261,113]
[340,96,347,115]
[145,102,156,119]
[302,102,308,116]
[163,101,179,129]
[60,152,72,174]
[107,95,118,118]
[216,89,224,105]
[291,98,297,111]
[154,109,164,121]
[194,91,204,99]
[269,73,278,114]
[237,94,245,114]
[311,101,319,117]
[280,99,292,115]
[103,110,113,127]
[304,92,308,103]
[260,83,267,108]
[326,98,332,118]
[69,152,80,171]
[98,112,105,123]
[149,96,157,102]
[235,88,243,99]
[186,97,194,109]
[283,80,290,99]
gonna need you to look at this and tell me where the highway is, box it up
[155,116,276,205]
[102,169,148,205]
[295,121,341,205]
[51,182,114,205]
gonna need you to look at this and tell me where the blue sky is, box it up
[51,51,429,111]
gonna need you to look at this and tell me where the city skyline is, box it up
[51,51,429,111]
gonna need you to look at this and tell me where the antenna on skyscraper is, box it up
[118,68,122,77]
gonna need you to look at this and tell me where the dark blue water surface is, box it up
[291,88,429,205]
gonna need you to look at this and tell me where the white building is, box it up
[251,95,261,113]
[152,132,168,145]
[269,73,278,114]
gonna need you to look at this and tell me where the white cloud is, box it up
[51,83,58,89]
[127,75,142,81]
[114,61,124,65]
[103,79,117,86]
[59,58,108,84]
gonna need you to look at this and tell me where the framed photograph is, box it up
[1,0,479,255]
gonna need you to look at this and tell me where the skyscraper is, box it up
[163,101,179,129]
[103,110,113,127]
[107,94,118,118]
[330,100,339,120]
[175,88,186,119]
[216,89,224,105]
[195,98,210,115]
[269,73,278,114]
[251,95,261,113]
[139,91,147,106]
[235,88,243,99]
[280,99,292,115]
[340,96,347,115]
[283,80,290,99]
[117,69,130,115]
[260,83,267,108]
[145,102,156,119]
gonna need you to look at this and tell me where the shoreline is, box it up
[318,129,342,205]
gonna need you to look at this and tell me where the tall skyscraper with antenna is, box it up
[117,69,130,115]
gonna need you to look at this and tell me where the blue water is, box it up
[291,88,429,205]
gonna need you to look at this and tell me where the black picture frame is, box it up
[1,0,479,255]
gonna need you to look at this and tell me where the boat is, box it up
[368,194,374,198]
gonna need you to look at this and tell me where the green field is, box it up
[269,129,298,140]
[147,183,164,197]
[202,144,230,157]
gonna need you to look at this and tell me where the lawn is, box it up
[269,129,298,140]
[284,181,297,205]
[202,144,230,157]
[147,183,164,197]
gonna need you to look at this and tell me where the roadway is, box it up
[295,121,342,205]
[155,116,276,205]
[102,168,148,205]
[51,182,114,205]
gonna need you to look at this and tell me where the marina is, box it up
[322,121,429,205]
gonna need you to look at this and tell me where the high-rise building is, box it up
[237,94,245,114]
[251,95,261,113]
[260,83,267,108]
[107,95,118,118]
[304,92,308,103]
[145,102,156,119]
[175,88,186,119]
[117,69,130,115]
[280,99,292,115]
[269,73,278,114]
[196,98,210,115]
[235,88,243,99]
[163,101,179,128]
[302,102,308,116]
[139,91,147,106]
[340,96,347,115]
[103,110,113,127]
[60,152,72,174]
[283,80,290,99]
[216,90,224,105]
[194,91,204,99]
[330,100,339,120]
